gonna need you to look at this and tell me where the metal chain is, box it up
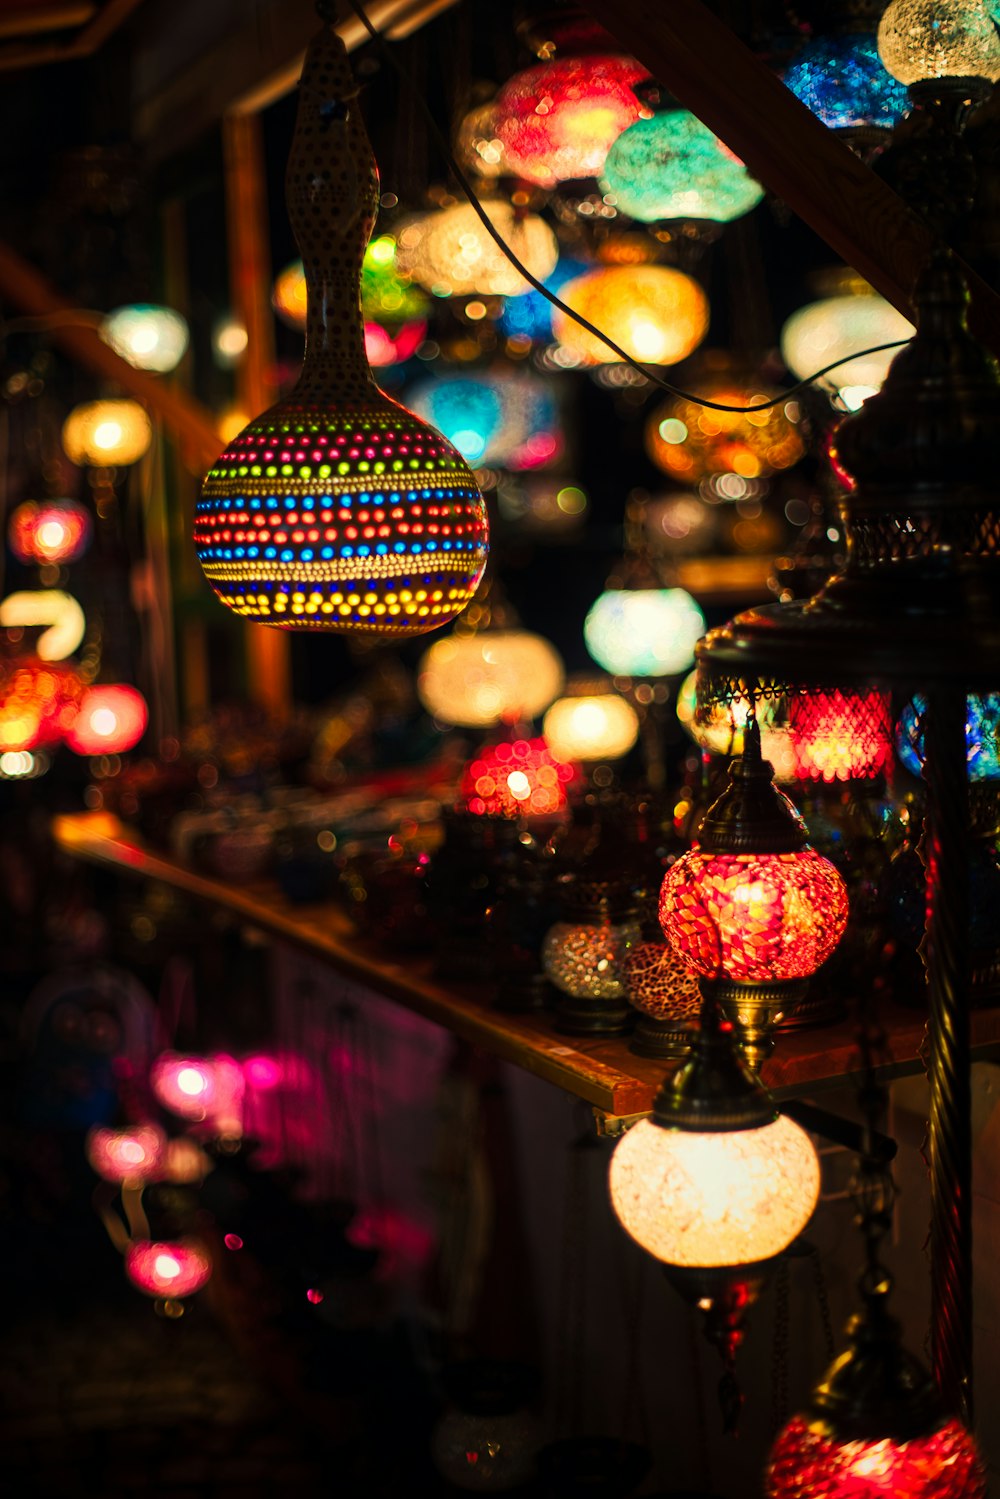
[771,1255,790,1435]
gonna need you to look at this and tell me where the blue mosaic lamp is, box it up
[784,33,909,138]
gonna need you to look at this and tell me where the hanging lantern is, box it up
[659,721,848,1067]
[552,265,709,366]
[602,111,764,223]
[150,1052,244,1135]
[644,491,719,556]
[0,660,84,751]
[418,630,565,727]
[584,587,706,678]
[781,287,915,411]
[783,33,910,133]
[361,232,430,367]
[9,499,92,566]
[65,684,149,756]
[62,400,153,467]
[494,54,649,187]
[455,100,509,178]
[396,200,558,299]
[125,1239,212,1299]
[460,737,574,818]
[196,25,488,638]
[212,317,249,368]
[408,374,561,470]
[896,692,1000,780]
[645,380,806,485]
[542,689,639,763]
[86,1123,167,1184]
[878,0,1000,84]
[100,304,190,373]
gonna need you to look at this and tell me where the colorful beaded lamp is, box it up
[196,21,488,636]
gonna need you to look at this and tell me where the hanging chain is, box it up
[771,1255,790,1435]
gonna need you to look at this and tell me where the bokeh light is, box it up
[0,660,84,751]
[418,629,565,727]
[781,291,914,410]
[552,265,709,366]
[86,1123,167,1184]
[542,691,640,762]
[62,400,153,467]
[125,1239,212,1299]
[494,54,649,187]
[645,383,805,484]
[9,499,92,566]
[397,201,558,299]
[100,304,189,373]
[460,737,574,817]
[584,588,706,677]
[65,684,149,756]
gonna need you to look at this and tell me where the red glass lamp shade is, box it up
[461,738,574,818]
[0,661,84,751]
[86,1123,167,1184]
[495,55,649,188]
[659,847,848,984]
[65,684,148,756]
[125,1239,212,1299]
[786,689,892,782]
[9,499,92,566]
[196,25,487,638]
[767,1413,986,1498]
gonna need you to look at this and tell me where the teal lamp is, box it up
[602,110,763,225]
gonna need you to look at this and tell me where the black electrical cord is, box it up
[333,0,910,416]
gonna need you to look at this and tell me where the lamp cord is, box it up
[336,0,909,416]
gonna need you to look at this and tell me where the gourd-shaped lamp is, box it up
[196,23,488,635]
[659,718,848,1068]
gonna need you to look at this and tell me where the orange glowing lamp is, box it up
[65,684,148,756]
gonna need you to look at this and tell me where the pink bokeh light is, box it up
[125,1239,213,1298]
[86,1123,167,1183]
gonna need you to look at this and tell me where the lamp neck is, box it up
[287,22,380,403]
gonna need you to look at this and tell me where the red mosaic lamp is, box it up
[659,716,848,1067]
[196,17,488,635]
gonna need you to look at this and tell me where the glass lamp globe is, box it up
[455,100,509,179]
[499,259,587,344]
[878,0,1000,83]
[62,400,153,467]
[645,381,805,484]
[542,912,642,1001]
[9,499,92,566]
[86,1123,167,1184]
[461,737,574,818]
[897,692,1000,780]
[273,259,308,329]
[784,34,910,132]
[396,200,558,299]
[494,54,649,187]
[781,291,915,410]
[768,1414,986,1499]
[542,691,640,762]
[65,684,149,756]
[602,111,764,224]
[584,587,706,677]
[125,1239,212,1299]
[197,26,489,639]
[610,1110,819,1268]
[360,232,430,367]
[418,629,565,727]
[409,375,560,470]
[100,304,189,373]
[552,265,709,366]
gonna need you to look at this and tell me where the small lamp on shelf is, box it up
[659,717,849,1068]
[542,856,642,1035]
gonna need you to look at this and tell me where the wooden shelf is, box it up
[52,811,1000,1123]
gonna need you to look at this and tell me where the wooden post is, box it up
[222,110,292,714]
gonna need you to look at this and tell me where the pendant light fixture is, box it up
[196,18,488,636]
[602,108,764,225]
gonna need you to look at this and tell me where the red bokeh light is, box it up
[86,1123,167,1184]
[364,318,426,367]
[659,847,848,983]
[495,55,649,187]
[766,1414,987,1499]
[460,737,575,818]
[786,690,892,782]
[9,499,92,566]
[0,660,84,751]
[65,683,148,756]
[125,1239,212,1299]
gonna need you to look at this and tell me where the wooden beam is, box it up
[583,0,1000,345]
[222,112,291,714]
[0,239,223,473]
[0,0,142,71]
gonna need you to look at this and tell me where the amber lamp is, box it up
[659,718,848,1067]
[196,23,488,637]
[552,265,709,367]
[419,629,564,728]
[62,400,152,468]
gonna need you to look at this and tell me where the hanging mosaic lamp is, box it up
[659,719,848,1067]
[100,304,189,373]
[498,259,587,344]
[781,282,915,411]
[585,587,706,679]
[62,400,153,467]
[65,684,149,756]
[9,499,92,567]
[783,33,909,135]
[460,737,575,818]
[396,199,558,299]
[602,110,764,224]
[878,0,1000,84]
[646,377,806,484]
[896,692,1000,780]
[494,54,649,188]
[454,99,509,179]
[542,687,640,764]
[552,265,709,366]
[418,629,565,728]
[196,22,488,636]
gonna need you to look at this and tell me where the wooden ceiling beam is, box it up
[0,0,142,72]
[583,0,1000,346]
